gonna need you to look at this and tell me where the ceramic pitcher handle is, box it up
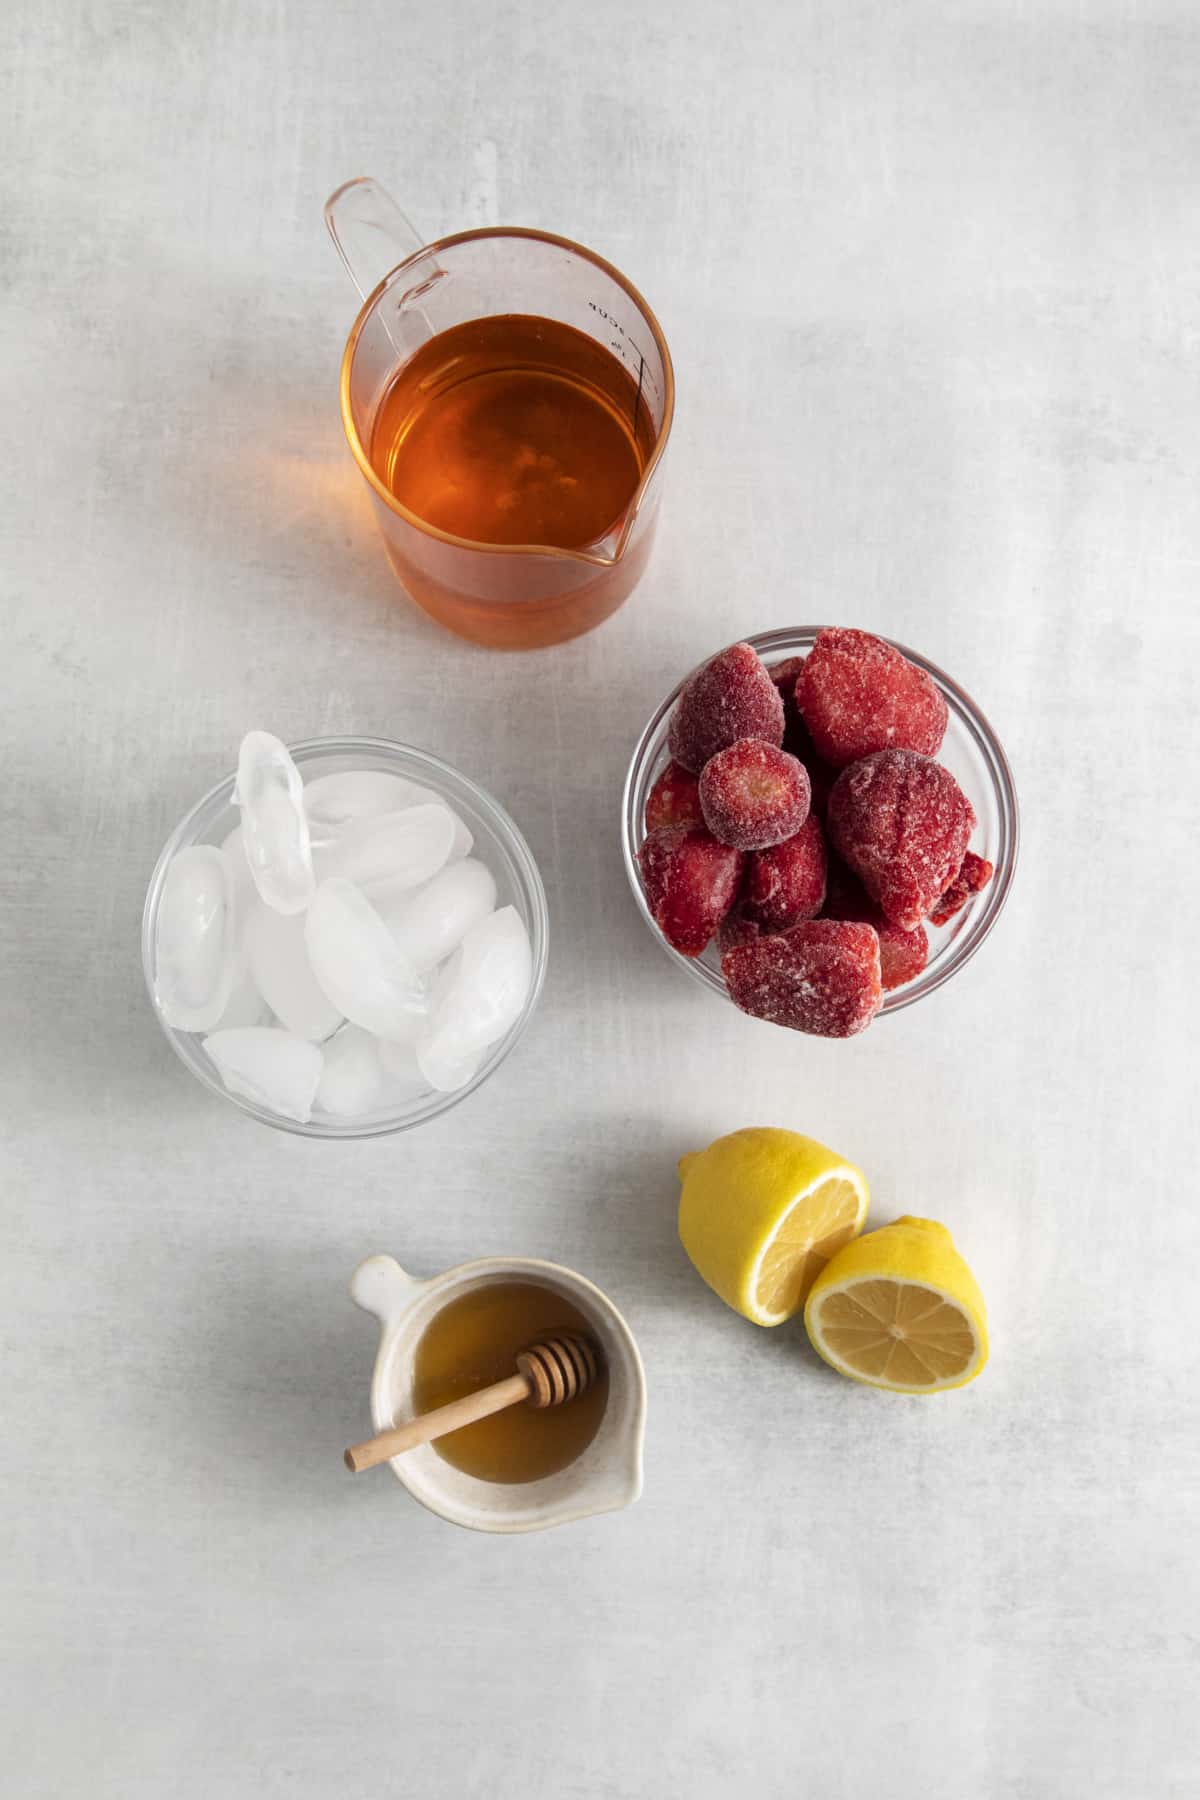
[324,177,425,300]
[350,1254,417,1321]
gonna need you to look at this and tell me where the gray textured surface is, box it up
[3,3,1198,1795]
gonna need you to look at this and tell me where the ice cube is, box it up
[246,900,343,1042]
[203,1026,323,1122]
[304,770,472,856]
[416,906,532,1092]
[376,1037,436,1101]
[303,769,440,827]
[363,818,473,896]
[314,1025,386,1118]
[205,827,269,1027]
[211,966,269,1031]
[220,824,256,916]
[234,731,314,915]
[374,858,498,972]
[218,827,258,965]
[445,809,474,862]
[313,804,457,891]
[304,878,430,1041]
[154,846,236,1031]
[412,1040,483,1096]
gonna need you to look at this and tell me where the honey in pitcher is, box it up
[411,1280,609,1484]
[368,315,657,551]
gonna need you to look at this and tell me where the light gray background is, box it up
[3,2,1197,1795]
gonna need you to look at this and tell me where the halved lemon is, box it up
[804,1216,988,1392]
[678,1128,869,1326]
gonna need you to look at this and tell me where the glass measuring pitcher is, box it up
[325,178,675,651]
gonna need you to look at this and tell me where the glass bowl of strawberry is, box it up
[621,628,1018,1037]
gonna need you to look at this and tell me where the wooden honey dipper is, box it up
[344,1333,601,1474]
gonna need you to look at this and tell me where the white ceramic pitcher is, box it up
[351,1253,647,1533]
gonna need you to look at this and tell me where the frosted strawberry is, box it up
[722,920,882,1038]
[668,643,784,773]
[645,762,703,832]
[874,923,928,990]
[765,657,838,814]
[820,854,928,991]
[768,656,807,702]
[767,656,809,755]
[637,826,744,957]
[929,851,994,926]
[796,627,948,768]
[699,741,810,851]
[718,908,766,954]
[827,749,975,931]
[742,813,827,930]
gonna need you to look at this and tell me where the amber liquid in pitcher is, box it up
[368,315,656,551]
[410,1280,609,1484]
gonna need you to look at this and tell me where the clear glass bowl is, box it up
[143,737,549,1137]
[621,628,1018,1017]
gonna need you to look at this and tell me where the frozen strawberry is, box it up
[645,761,703,832]
[637,826,745,957]
[699,741,811,851]
[722,919,882,1039]
[767,657,809,754]
[929,851,994,927]
[768,655,807,700]
[766,661,839,809]
[667,642,784,774]
[796,627,948,768]
[742,813,827,929]
[819,854,927,991]
[827,750,975,932]
[718,908,766,954]
[876,921,928,990]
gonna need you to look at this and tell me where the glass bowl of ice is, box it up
[142,734,548,1137]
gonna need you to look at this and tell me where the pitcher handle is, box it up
[324,177,425,301]
[350,1253,419,1322]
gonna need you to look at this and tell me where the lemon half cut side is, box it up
[678,1128,870,1326]
[805,1217,988,1393]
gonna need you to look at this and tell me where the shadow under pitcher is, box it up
[326,177,675,651]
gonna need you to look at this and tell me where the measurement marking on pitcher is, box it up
[588,300,654,437]
[632,351,646,447]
